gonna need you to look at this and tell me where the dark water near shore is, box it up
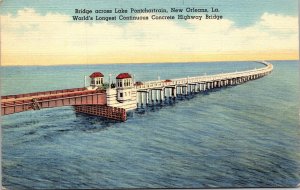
[1,61,300,189]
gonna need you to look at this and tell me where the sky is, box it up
[1,0,299,66]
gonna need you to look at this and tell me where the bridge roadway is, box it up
[135,61,273,106]
[1,88,106,115]
[1,61,273,120]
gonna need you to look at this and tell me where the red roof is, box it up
[89,72,104,78]
[116,73,132,79]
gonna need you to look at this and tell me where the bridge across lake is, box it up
[135,61,273,106]
[1,61,273,121]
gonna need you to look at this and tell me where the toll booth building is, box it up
[116,73,133,102]
[90,72,104,87]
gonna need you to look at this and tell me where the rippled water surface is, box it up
[2,61,300,189]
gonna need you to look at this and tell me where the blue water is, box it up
[1,61,300,189]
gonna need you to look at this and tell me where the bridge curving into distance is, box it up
[1,61,273,121]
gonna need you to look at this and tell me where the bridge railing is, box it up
[1,91,107,116]
[1,87,86,100]
[1,89,105,107]
[136,61,273,90]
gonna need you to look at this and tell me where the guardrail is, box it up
[136,61,273,90]
[1,87,86,100]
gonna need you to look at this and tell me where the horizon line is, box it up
[1,59,298,67]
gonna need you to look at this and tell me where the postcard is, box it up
[1,0,299,189]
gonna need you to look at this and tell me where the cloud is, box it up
[1,8,298,65]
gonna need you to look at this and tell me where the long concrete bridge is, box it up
[1,61,273,121]
[135,61,273,106]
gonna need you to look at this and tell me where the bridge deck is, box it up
[2,87,86,100]
[136,61,273,90]
[1,88,107,115]
[1,61,273,117]
[2,89,97,104]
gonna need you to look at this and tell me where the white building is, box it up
[116,73,134,102]
[89,72,104,87]
[106,73,137,111]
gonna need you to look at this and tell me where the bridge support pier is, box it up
[161,89,164,102]
[137,91,150,108]
[179,86,182,97]
[221,80,226,87]
[202,82,206,91]
[148,90,152,106]
[218,80,221,88]
[140,92,144,108]
[146,91,149,106]
[172,87,177,100]
[179,85,188,97]
[210,82,214,89]
[196,83,199,92]
[74,105,126,121]
[164,88,168,102]
[185,86,188,96]
[198,83,202,91]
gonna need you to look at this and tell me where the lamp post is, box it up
[109,73,112,88]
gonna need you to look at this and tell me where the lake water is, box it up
[1,61,300,189]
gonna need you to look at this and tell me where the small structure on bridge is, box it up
[89,72,104,87]
[116,73,134,102]
[106,72,137,111]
